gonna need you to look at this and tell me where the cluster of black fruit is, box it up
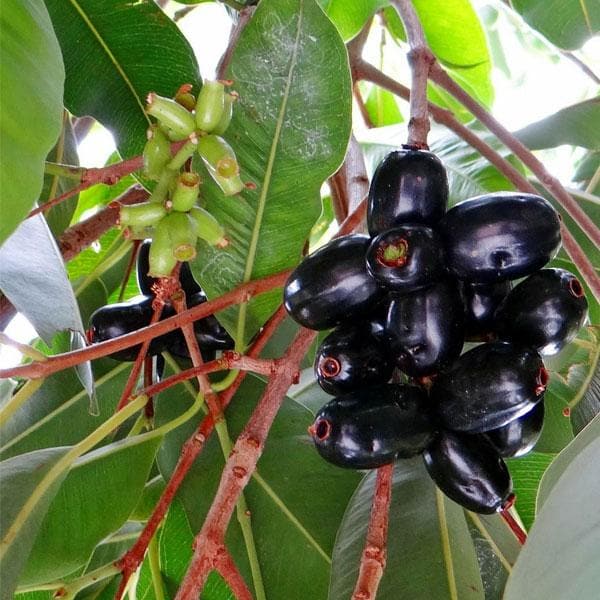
[88,240,234,364]
[284,147,588,514]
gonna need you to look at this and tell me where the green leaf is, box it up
[319,0,387,40]
[0,215,85,345]
[0,0,64,247]
[20,433,161,586]
[0,447,70,600]
[364,85,403,127]
[155,374,361,599]
[537,412,600,508]
[329,459,484,599]
[511,0,600,50]
[190,0,352,344]
[514,98,600,150]
[506,452,555,529]
[383,0,494,107]
[44,0,199,160]
[0,361,130,460]
[504,430,600,599]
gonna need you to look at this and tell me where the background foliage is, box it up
[0,0,598,599]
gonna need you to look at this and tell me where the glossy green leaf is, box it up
[0,0,64,247]
[130,475,166,522]
[159,500,234,599]
[504,432,600,599]
[0,361,130,460]
[511,0,600,50]
[44,0,199,160]
[0,447,70,600]
[155,374,361,599]
[0,215,85,345]
[20,433,161,585]
[537,412,600,508]
[506,452,554,529]
[329,459,484,599]
[515,98,600,150]
[190,0,352,344]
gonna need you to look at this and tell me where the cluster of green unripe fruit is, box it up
[118,80,245,278]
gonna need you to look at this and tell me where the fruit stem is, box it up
[500,507,527,546]
[44,161,85,181]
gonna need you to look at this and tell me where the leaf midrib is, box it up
[66,0,150,124]
[235,0,305,347]
[436,489,459,600]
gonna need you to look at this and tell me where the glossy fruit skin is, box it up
[310,384,435,469]
[423,430,512,514]
[433,342,547,433]
[440,192,561,283]
[284,235,382,330]
[314,323,393,395]
[137,240,202,297]
[384,280,465,377]
[366,225,445,293]
[460,280,512,339]
[367,148,449,236]
[88,295,164,361]
[88,292,233,362]
[485,401,544,458]
[495,268,588,355]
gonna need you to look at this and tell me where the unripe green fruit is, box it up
[146,92,196,141]
[212,93,235,135]
[149,222,177,277]
[171,172,201,212]
[197,134,244,196]
[143,125,171,181]
[195,80,225,132]
[119,202,167,228]
[149,213,198,276]
[189,206,227,247]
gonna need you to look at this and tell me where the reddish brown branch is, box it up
[352,464,393,600]
[214,549,254,600]
[174,327,316,599]
[216,6,256,79]
[500,508,527,546]
[389,0,434,148]
[353,60,600,300]
[428,63,600,252]
[115,306,288,595]
[0,270,292,380]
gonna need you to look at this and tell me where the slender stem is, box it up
[28,182,89,219]
[389,0,434,147]
[0,333,47,362]
[0,378,45,428]
[148,534,166,600]
[585,164,600,194]
[44,161,86,181]
[214,549,255,600]
[352,464,393,600]
[0,270,292,380]
[500,508,527,546]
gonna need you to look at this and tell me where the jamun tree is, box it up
[0,1,599,599]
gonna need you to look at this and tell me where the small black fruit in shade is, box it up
[309,384,435,469]
[88,295,165,361]
[367,148,449,236]
[433,342,548,433]
[440,192,561,283]
[460,280,512,340]
[283,235,383,330]
[384,280,465,377]
[314,323,394,395]
[484,401,545,458]
[366,225,445,293]
[495,268,588,355]
[137,239,202,297]
[423,430,512,514]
